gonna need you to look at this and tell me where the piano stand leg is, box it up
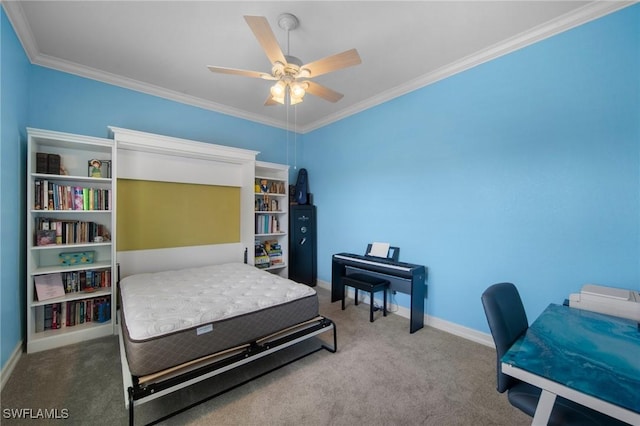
[383,289,387,317]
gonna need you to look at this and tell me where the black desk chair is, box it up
[481,282,629,426]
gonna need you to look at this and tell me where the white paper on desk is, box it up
[368,242,390,258]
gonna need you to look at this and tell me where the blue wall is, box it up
[304,5,640,331]
[1,4,639,371]
[1,8,30,370]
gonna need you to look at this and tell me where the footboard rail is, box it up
[119,316,337,425]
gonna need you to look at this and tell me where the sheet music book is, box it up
[368,242,390,258]
[34,273,66,301]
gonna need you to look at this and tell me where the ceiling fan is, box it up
[207,13,361,106]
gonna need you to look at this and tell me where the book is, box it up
[36,152,48,174]
[51,303,59,329]
[34,273,66,301]
[44,305,53,330]
[42,180,48,210]
[34,180,42,209]
[60,302,67,328]
[47,153,61,174]
[82,188,89,210]
[73,186,84,210]
[54,221,62,244]
[35,305,45,332]
[85,300,92,322]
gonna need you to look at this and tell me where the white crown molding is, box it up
[301,1,636,133]
[33,52,290,130]
[1,0,288,129]
[1,0,39,59]
[3,1,635,134]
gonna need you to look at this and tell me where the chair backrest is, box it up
[481,282,529,393]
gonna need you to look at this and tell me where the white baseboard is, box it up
[1,340,23,391]
[316,279,494,348]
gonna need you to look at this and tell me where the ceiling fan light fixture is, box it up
[297,68,311,79]
[289,94,304,105]
[290,81,307,98]
[271,80,286,96]
[208,14,359,106]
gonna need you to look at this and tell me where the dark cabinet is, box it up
[289,205,317,286]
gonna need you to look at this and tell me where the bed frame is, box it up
[119,312,336,425]
[110,127,336,424]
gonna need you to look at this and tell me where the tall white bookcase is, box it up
[26,128,116,353]
[254,161,289,277]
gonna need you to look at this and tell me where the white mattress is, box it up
[120,262,316,341]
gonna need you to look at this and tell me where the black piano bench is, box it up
[342,273,389,322]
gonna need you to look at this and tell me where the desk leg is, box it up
[532,389,556,426]
[409,274,425,333]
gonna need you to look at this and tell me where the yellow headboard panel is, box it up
[117,179,240,251]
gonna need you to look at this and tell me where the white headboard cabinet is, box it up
[109,127,259,277]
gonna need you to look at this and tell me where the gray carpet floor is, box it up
[1,287,530,425]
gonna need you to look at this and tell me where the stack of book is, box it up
[254,242,271,269]
[264,240,283,265]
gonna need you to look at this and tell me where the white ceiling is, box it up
[3,1,632,133]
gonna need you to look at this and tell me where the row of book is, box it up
[35,296,111,332]
[34,270,110,301]
[255,214,282,235]
[34,179,111,211]
[35,218,109,246]
[255,197,281,212]
[61,269,111,293]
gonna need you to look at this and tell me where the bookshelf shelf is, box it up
[32,172,112,184]
[30,210,112,214]
[31,260,112,276]
[31,288,112,307]
[26,128,116,353]
[31,242,111,251]
[27,321,114,353]
[254,161,289,278]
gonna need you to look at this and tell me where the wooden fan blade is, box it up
[244,16,287,66]
[207,65,274,80]
[304,81,344,103]
[264,95,279,106]
[301,48,361,78]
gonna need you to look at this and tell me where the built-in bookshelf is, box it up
[254,161,289,277]
[26,128,116,353]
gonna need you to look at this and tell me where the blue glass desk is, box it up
[501,303,640,425]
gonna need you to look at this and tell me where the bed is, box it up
[118,262,336,425]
